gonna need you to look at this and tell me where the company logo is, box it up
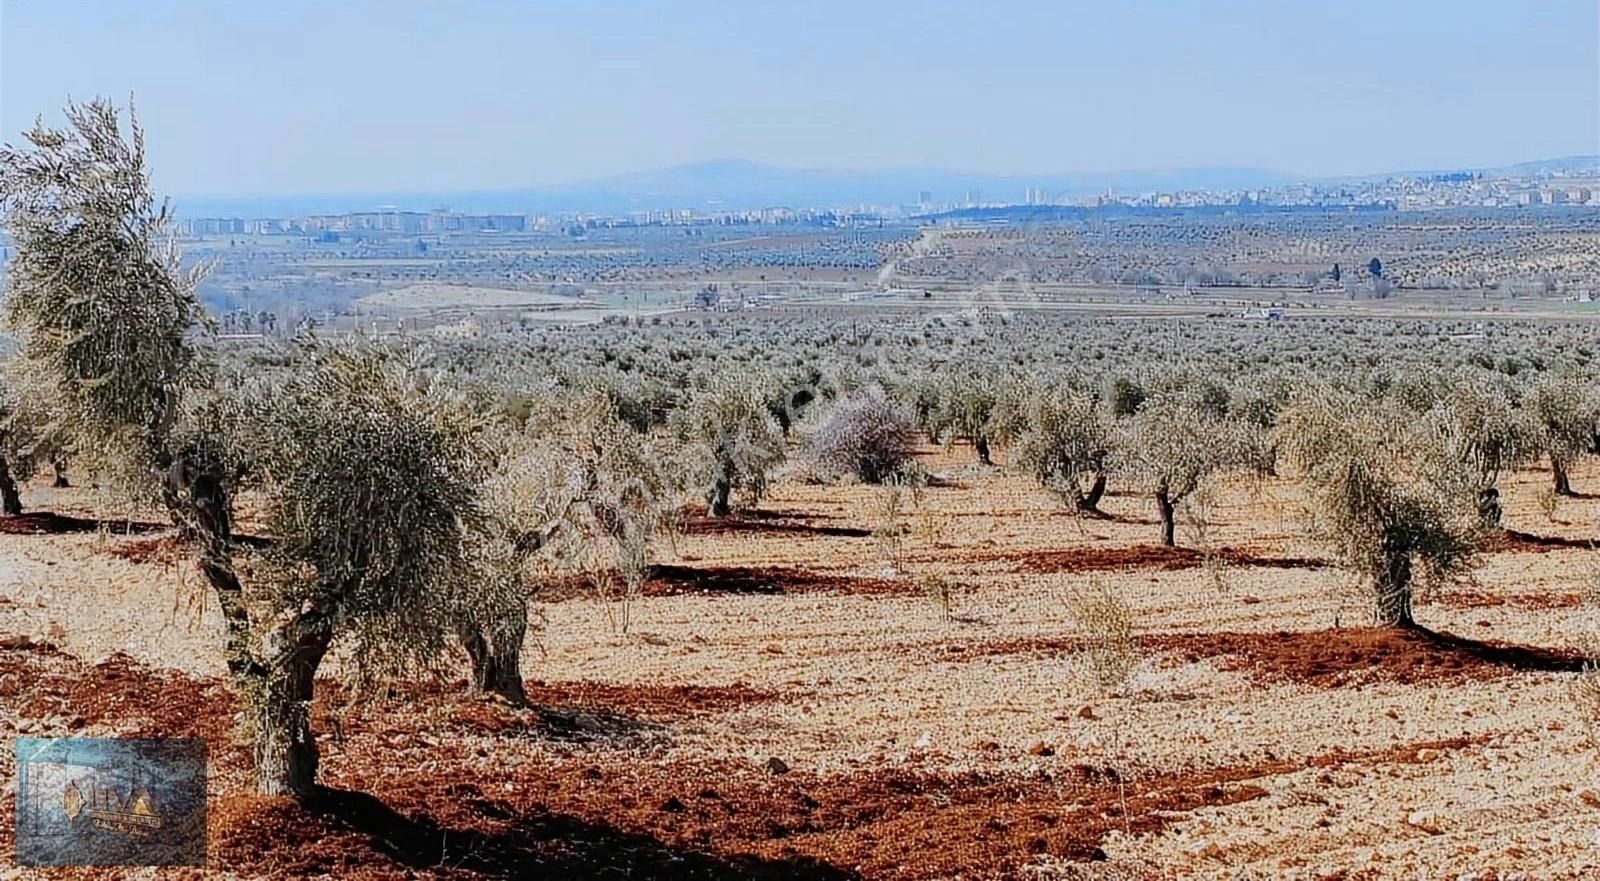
[15,738,206,866]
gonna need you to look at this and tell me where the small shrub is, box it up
[1065,578,1139,695]
[872,478,909,574]
[918,573,957,623]
[1571,553,1600,750]
[1537,486,1560,523]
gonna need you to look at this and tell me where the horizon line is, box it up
[163,153,1600,204]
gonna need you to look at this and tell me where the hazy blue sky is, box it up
[2,0,1595,197]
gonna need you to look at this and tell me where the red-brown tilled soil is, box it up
[4,454,1599,878]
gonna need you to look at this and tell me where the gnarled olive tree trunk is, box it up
[460,606,528,704]
[1076,466,1108,516]
[253,612,334,797]
[0,455,21,516]
[166,452,333,797]
[1155,487,1177,547]
[1553,459,1574,497]
[1476,487,1502,529]
[51,459,69,488]
[973,436,992,466]
[465,516,565,705]
[709,475,733,518]
[1374,541,1414,627]
[708,442,735,517]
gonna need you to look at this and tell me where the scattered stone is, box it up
[1579,789,1600,809]
[1027,742,1055,757]
[1078,705,1097,720]
[660,796,687,813]
[765,756,790,775]
[1405,809,1443,835]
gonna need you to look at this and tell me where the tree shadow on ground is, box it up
[305,786,857,880]
[1498,529,1595,551]
[681,515,871,539]
[1408,625,1590,674]
[0,510,169,535]
[644,564,905,597]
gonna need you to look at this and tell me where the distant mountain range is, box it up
[174,155,1600,219]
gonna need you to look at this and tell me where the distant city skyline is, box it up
[2,0,1596,199]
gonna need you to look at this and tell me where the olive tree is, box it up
[522,387,682,632]
[671,374,785,516]
[1278,390,1479,628]
[1115,394,1238,546]
[1008,384,1112,516]
[1524,372,1597,497]
[0,100,539,796]
[204,348,505,794]
[926,366,1001,464]
[0,376,32,515]
[0,99,209,506]
[0,361,79,512]
[1416,378,1532,527]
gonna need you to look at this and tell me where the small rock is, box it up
[1579,788,1600,809]
[1415,748,1438,762]
[1078,705,1097,720]
[1027,742,1055,757]
[1405,809,1443,835]
[765,756,790,775]
[1384,707,1400,720]
[913,731,932,750]
[638,632,670,646]
[973,740,1000,752]
[660,796,687,813]
[1240,595,1262,604]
